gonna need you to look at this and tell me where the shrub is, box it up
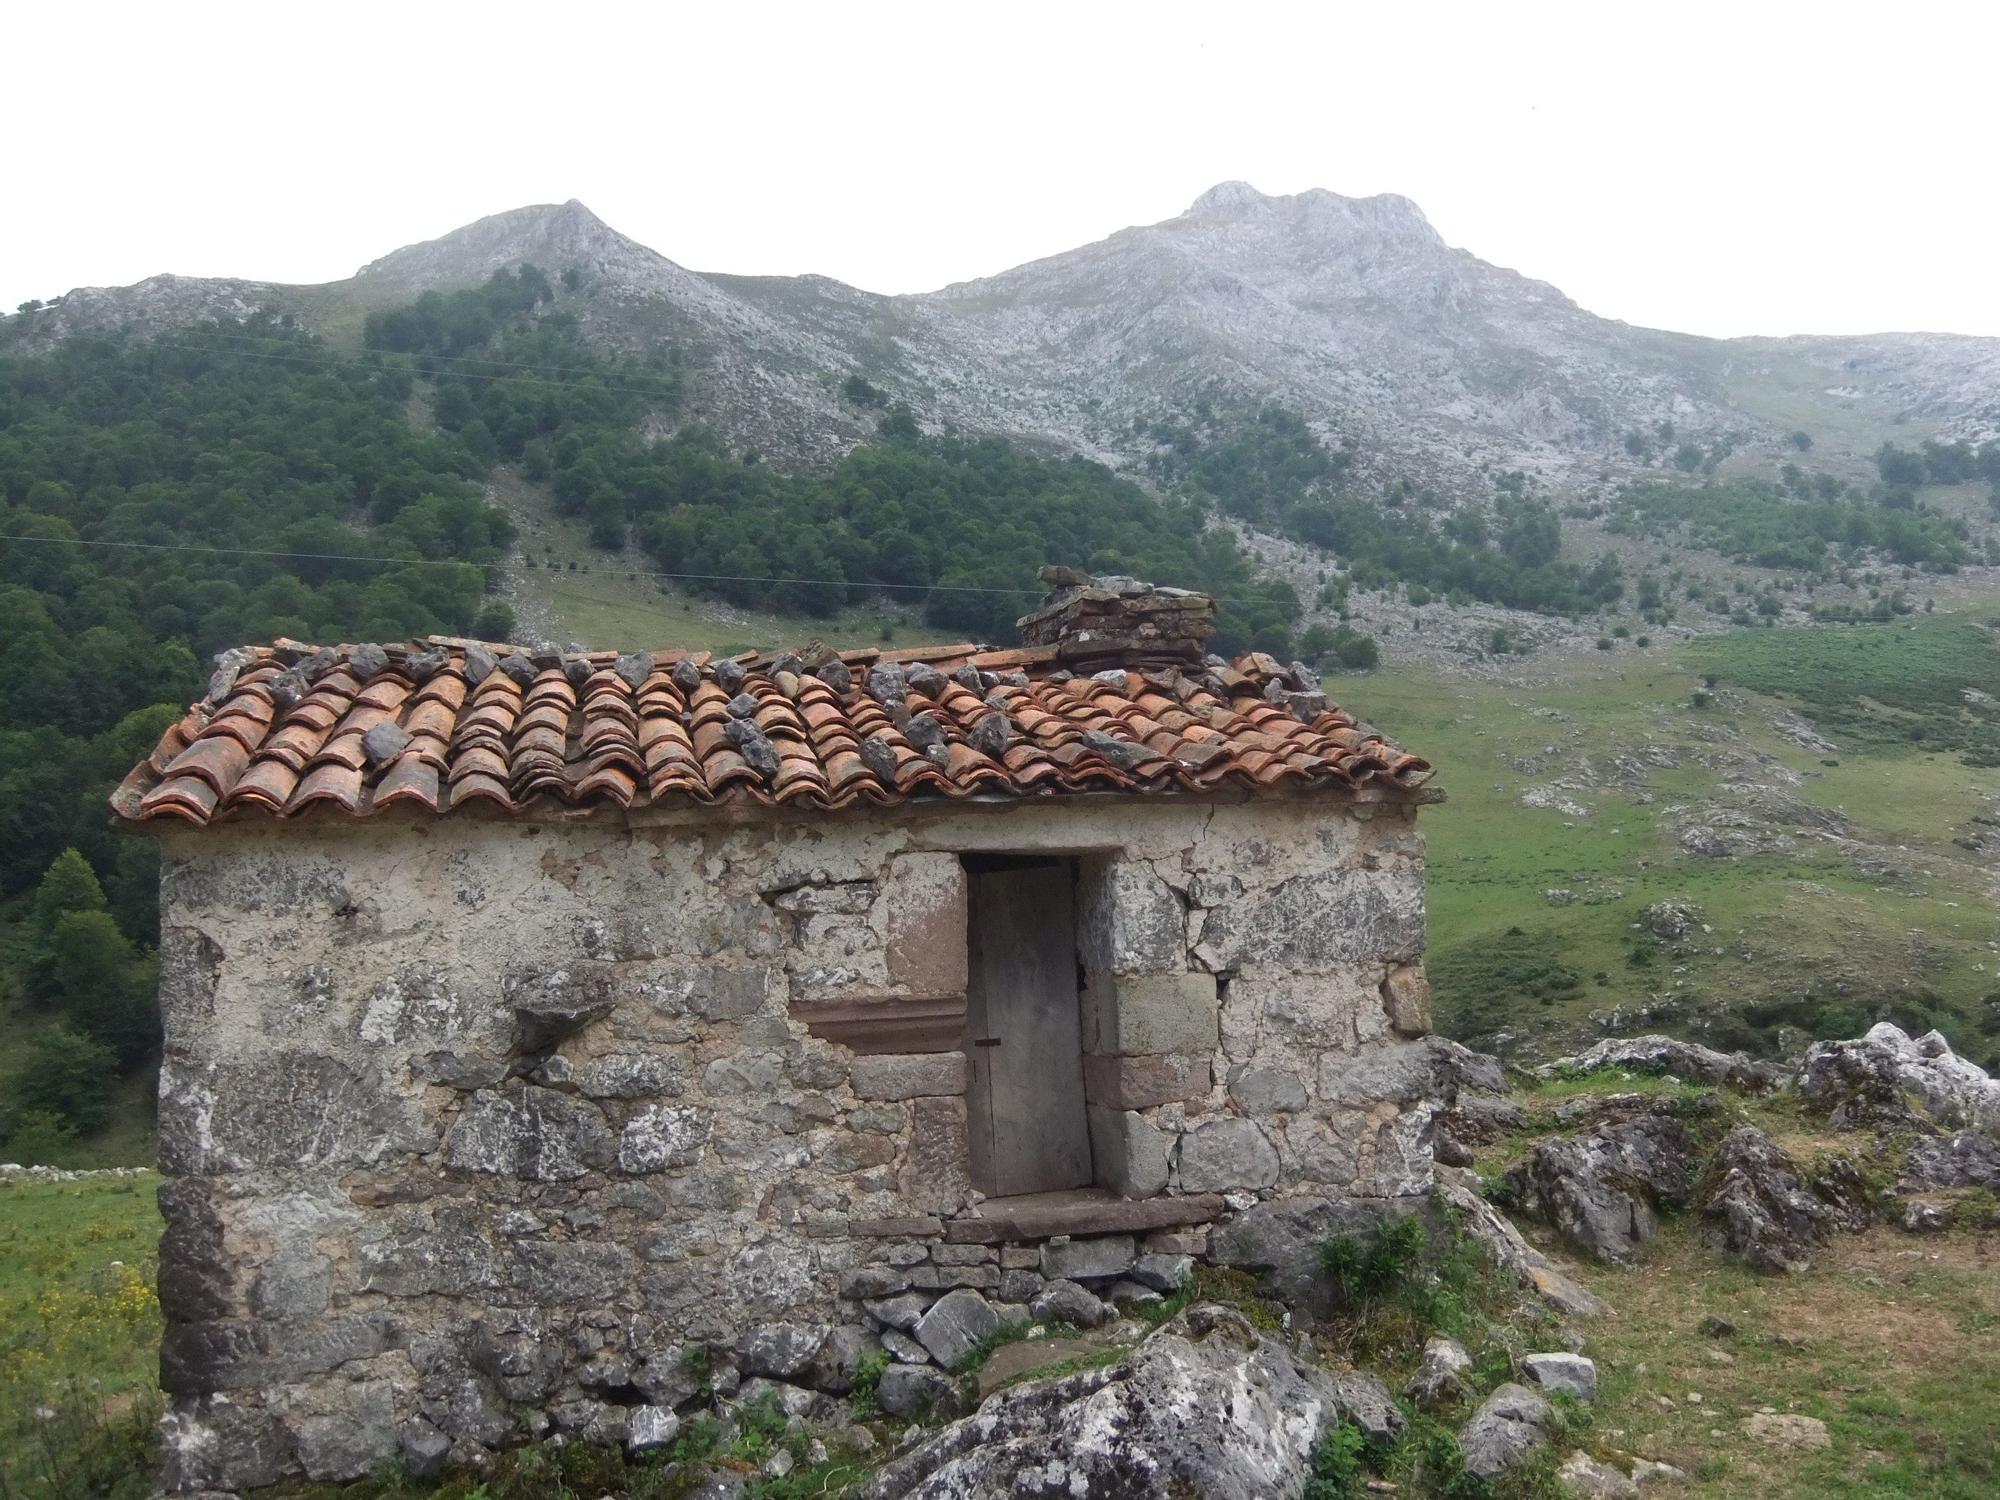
[1319,1216,1427,1305]
[1303,1421,1369,1499]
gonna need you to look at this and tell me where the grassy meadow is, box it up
[1364,612,2000,1061]
[0,1172,161,1498]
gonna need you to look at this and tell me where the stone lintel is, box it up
[943,1191,1227,1244]
[794,995,966,1053]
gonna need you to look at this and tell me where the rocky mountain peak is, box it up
[354,198,657,291]
[1185,180,1268,218]
[1180,181,1445,253]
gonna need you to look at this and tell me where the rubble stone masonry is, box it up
[149,793,1432,1489]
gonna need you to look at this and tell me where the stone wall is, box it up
[149,794,1432,1490]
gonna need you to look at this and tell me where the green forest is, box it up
[1143,403,1627,615]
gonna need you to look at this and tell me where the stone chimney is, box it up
[1016,566,1218,664]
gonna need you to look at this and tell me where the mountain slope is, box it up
[8,185,1996,487]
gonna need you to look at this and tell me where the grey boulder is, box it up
[1029,1278,1114,1329]
[875,1363,966,1421]
[1504,1114,1694,1263]
[1407,1335,1473,1409]
[1458,1381,1554,1480]
[912,1288,1002,1367]
[1520,1351,1597,1403]
[859,1304,1403,1500]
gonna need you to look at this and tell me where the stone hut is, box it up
[113,573,1439,1491]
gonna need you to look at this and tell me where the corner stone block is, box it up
[1086,1106,1172,1198]
[1082,1053,1211,1110]
[1077,861,1188,975]
[851,1052,968,1101]
[1080,971,1219,1057]
[883,853,969,997]
[1382,959,1433,1038]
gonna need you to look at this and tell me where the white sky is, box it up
[6,1,1997,339]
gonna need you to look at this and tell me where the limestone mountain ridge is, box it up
[8,184,1997,489]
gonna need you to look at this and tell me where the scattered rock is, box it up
[1741,1412,1830,1451]
[1899,1199,1951,1234]
[1106,1279,1162,1306]
[738,1323,828,1381]
[881,1329,930,1365]
[1558,1449,1640,1498]
[860,1305,1402,1500]
[1520,1352,1597,1403]
[1458,1382,1554,1480]
[1128,1253,1193,1292]
[1638,901,1703,941]
[626,1405,680,1453]
[1407,1335,1473,1409]
[359,721,412,766]
[912,1288,1002,1367]
[347,643,389,680]
[1030,1279,1114,1329]
[875,1364,966,1422]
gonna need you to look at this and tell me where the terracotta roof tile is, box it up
[110,637,1434,827]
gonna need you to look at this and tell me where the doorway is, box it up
[961,857,1092,1197]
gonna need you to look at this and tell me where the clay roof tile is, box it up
[112,636,1433,826]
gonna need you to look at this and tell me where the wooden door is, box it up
[964,862,1092,1197]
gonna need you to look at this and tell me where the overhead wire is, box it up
[0,530,1299,605]
[2,327,1300,607]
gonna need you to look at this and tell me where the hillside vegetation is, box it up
[1,266,1996,1170]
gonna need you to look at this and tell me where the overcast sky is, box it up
[7,1,1996,338]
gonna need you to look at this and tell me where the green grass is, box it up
[1350,619,2000,1061]
[1690,613,2000,760]
[1477,1069,2000,1500]
[1574,1219,2000,1499]
[0,1172,162,1497]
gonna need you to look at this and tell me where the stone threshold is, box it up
[942,1189,1227,1244]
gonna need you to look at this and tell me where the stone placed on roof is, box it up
[111,635,1432,826]
[1016,565,1219,662]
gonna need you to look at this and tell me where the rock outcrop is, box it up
[1799,1023,2000,1133]
[1458,1382,1554,1480]
[1503,1114,1695,1263]
[1544,1035,1780,1091]
[1699,1126,1843,1273]
[1433,1166,1608,1317]
[858,1304,1403,1500]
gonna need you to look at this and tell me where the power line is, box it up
[152,335,689,405]
[0,529,1300,606]
[0,530,1042,597]
[185,327,683,389]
